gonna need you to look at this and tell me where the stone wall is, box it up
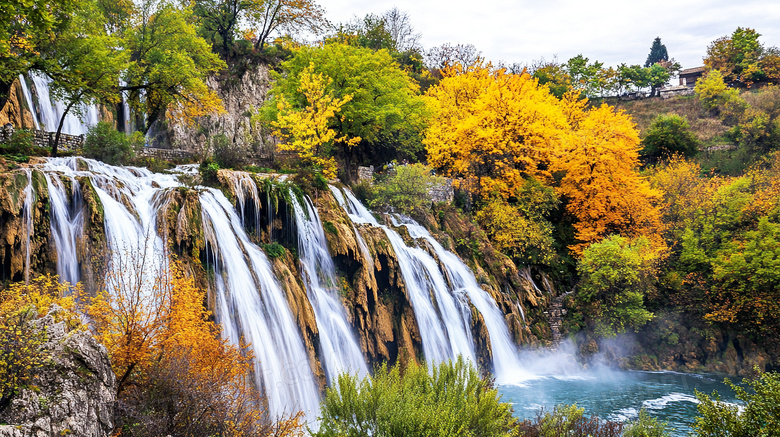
[429,178,454,203]
[137,147,194,161]
[357,165,375,183]
[0,124,84,151]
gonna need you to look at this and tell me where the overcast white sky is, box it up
[321,0,780,70]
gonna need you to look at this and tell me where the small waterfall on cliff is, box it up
[43,172,83,286]
[199,190,320,420]
[40,159,320,419]
[18,74,40,130]
[330,186,530,382]
[22,169,34,284]
[291,193,369,382]
[392,216,531,383]
[330,186,477,367]
[30,72,99,135]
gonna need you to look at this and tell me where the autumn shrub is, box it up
[694,71,747,124]
[693,370,780,436]
[369,163,444,217]
[81,254,301,436]
[641,114,700,163]
[0,276,81,412]
[83,121,137,165]
[314,357,516,437]
[516,404,624,437]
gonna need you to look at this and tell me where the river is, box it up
[499,367,741,435]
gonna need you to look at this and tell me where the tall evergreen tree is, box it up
[645,37,669,67]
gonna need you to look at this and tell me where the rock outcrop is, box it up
[0,306,116,437]
[0,78,36,129]
[150,64,273,157]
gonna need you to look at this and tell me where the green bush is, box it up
[261,242,286,259]
[370,163,445,216]
[0,129,34,156]
[83,122,135,165]
[314,358,516,437]
[641,114,700,163]
[198,160,220,186]
[211,134,242,169]
[517,404,624,437]
[693,370,780,436]
[623,409,671,437]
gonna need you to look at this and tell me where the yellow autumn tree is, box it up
[552,104,664,254]
[270,64,360,179]
[425,63,570,200]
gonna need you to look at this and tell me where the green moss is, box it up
[262,242,286,259]
[323,221,338,236]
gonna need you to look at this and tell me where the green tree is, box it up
[314,358,517,437]
[641,114,699,163]
[694,70,747,123]
[83,121,140,165]
[0,0,79,104]
[566,54,603,97]
[704,27,780,87]
[369,163,445,217]
[645,37,669,68]
[263,42,429,180]
[122,1,226,133]
[647,63,671,97]
[41,0,127,156]
[531,57,572,98]
[577,235,658,336]
[693,371,780,437]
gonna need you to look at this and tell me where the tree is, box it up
[425,43,482,71]
[83,121,141,165]
[0,0,79,104]
[264,42,428,180]
[577,235,658,336]
[644,37,669,68]
[40,0,126,157]
[704,27,780,87]
[565,54,603,97]
[424,63,570,201]
[247,0,326,51]
[369,163,445,216]
[314,358,516,437]
[531,57,573,98]
[123,1,226,133]
[190,0,246,55]
[0,275,81,412]
[552,104,663,253]
[641,114,700,163]
[265,64,359,179]
[693,371,780,437]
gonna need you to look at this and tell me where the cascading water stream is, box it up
[393,216,533,383]
[18,74,40,130]
[22,169,34,284]
[30,72,99,135]
[43,172,84,286]
[199,190,320,420]
[329,185,477,367]
[290,192,369,382]
[40,159,321,420]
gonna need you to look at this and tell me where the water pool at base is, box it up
[499,369,741,435]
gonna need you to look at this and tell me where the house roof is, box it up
[680,66,706,75]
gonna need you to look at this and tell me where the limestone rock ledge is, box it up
[0,306,116,437]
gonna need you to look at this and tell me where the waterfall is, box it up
[30,72,99,135]
[18,74,40,130]
[330,186,477,367]
[291,192,369,382]
[199,191,321,420]
[330,186,530,383]
[392,216,532,384]
[40,159,320,420]
[44,172,84,286]
[22,169,34,284]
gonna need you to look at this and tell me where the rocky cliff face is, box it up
[151,64,273,157]
[0,306,116,437]
[0,78,36,130]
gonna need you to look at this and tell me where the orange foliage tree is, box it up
[552,104,664,254]
[81,256,302,436]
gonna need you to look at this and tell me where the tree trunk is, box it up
[52,100,79,157]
